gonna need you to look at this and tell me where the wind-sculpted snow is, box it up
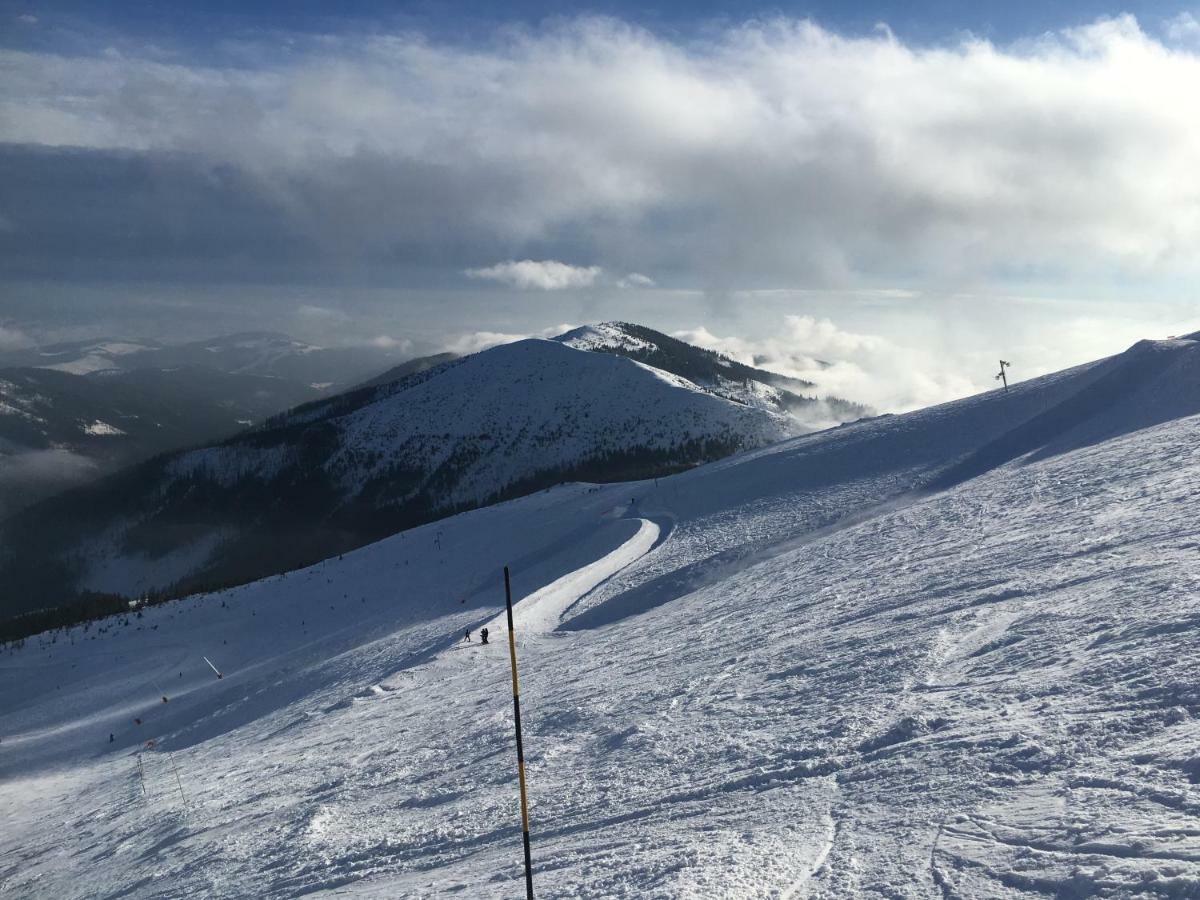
[5,336,1200,897]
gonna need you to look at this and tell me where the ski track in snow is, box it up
[8,338,1200,897]
[483,515,662,638]
[777,809,837,900]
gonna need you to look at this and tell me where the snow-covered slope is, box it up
[0,336,798,616]
[304,338,793,507]
[5,334,1200,897]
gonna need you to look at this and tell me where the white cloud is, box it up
[365,334,412,351]
[617,272,656,288]
[465,260,602,291]
[0,448,95,519]
[445,323,576,355]
[675,316,981,413]
[1166,13,1200,45]
[446,330,528,354]
[7,15,1200,289]
[0,325,33,350]
[674,306,1200,416]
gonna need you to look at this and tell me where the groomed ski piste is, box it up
[4,334,1200,897]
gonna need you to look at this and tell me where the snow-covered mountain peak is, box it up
[553,321,871,428]
[245,335,800,512]
[336,337,790,456]
[553,322,660,354]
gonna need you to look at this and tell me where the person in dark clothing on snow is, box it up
[463,628,471,642]
[480,627,489,645]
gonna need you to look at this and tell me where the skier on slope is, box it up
[480,627,489,645]
[463,628,471,642]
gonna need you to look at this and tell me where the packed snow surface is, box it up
[5,337,1200,897]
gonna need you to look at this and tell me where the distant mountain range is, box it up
[0,332,414,385]
[0,323,871,619]
[0,332,418,517]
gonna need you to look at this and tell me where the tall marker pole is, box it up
[504,565,535,899]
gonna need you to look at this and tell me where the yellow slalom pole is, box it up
[504,566,534,899]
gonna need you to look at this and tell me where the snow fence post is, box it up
[165,750,188,808]
[504,565,535,899]
[136,753,148,800]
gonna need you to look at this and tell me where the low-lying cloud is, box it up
[365,334,413,351]
[677,316,987,414]
[674,307,1200,415]
[0,325,33,351]
[0,448,97,520]
[445,323,577,355]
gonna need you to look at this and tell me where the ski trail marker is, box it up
[504,566,535,899]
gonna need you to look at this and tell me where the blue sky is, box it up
[2,0,1192,53]
[2,2,1200,410]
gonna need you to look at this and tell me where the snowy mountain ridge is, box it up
[554,322,662,355]
[552,321,869,426]
[5,331,1200,896]
[167,339,793,507]
[0,333,801,615]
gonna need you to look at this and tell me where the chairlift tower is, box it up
[996,359,1011,392]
